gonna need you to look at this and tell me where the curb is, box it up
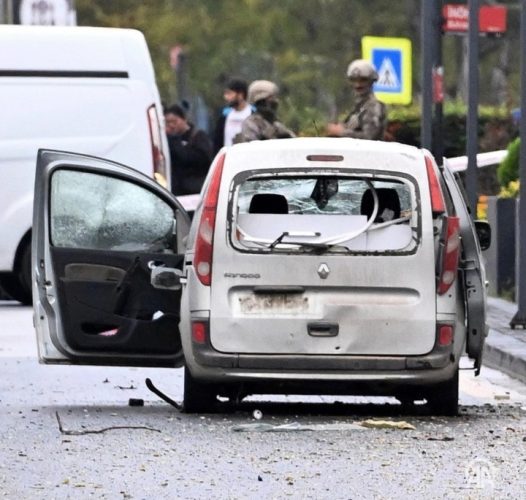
[484,297,526,384]
[483,330,526,385]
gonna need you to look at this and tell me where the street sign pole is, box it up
[421,0,443,163]
[421,0,434,151]
[510,0,526,329]
[432,0,444,164]
[466,0,479,216]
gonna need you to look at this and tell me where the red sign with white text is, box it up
[442,4,507,34]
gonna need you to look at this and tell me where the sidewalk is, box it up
[485,296,526,384]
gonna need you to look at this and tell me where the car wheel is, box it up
[0,274,25,302]
[426,369,459,416]
[183,366,218,413]
[0,242,32,305]
[16,242,32,305]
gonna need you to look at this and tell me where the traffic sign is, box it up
[442,4,507,34]
[361,36,412,105]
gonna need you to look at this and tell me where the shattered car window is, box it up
[51,170,174,251]
[233,174,417,253]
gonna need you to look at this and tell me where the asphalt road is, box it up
[1,302,526,499]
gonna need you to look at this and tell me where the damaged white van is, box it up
[32,139,490,416]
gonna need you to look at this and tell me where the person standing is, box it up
[165,103,213,195]
[235,80,295,142]
[213,78,253,153]
[327,59,387,141]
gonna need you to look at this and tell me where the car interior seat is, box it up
[360,188,401,223]
[248,193,289,214]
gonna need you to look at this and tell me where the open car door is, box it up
[33,150,190,367]
[442,163,488,374]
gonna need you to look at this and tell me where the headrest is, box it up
[360,188,401,223]
[248,193,289,214]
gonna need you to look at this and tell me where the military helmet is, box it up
[346,59,378,81]
[247,80,279,104]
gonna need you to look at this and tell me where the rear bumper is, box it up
[188,339,459,389]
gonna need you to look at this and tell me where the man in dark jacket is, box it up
[165,103,213,195]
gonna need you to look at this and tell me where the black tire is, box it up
[16,242,32,306]
[0,274,25,302]
[0,241,32,305]
[426,369,459,416]
[183,366,218,413]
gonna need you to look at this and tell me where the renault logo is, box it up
[317,263,330,279]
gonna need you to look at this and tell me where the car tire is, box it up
[0,242,32,305]
[183,366,218,413]
[426,369,459,416]
[0,274,25,302]
[16,242,32,306]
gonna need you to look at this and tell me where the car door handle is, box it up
[307,322,339,337]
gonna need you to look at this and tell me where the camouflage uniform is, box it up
[342,91,387,141]
[234,79,295,143]
[236,112,295,142]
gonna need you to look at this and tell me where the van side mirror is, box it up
[474,220,491,251]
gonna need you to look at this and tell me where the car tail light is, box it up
[147,105,168,188]
[438,324,454,346]
[425,155,446,216]
[437,216,460,295]
[191,320,208,344]
[194,153,226,286]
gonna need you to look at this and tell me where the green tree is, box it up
[74,1,517,134]
[498,137,520,187]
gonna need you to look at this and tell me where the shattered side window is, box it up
[234,174,418,253]
[51,170,174,252]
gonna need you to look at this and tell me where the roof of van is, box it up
[0,26,155,81]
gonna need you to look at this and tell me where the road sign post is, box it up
[466,0,479,216]
[511,0,526,329]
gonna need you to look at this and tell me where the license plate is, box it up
[238,294,309,314]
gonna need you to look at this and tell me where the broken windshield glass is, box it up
[233,174,417,253]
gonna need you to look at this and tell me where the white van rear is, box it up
[0,25,169,303]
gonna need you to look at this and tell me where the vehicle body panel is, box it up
[206,141,438,356]
[0,25,169,280]
[33,150,186,367]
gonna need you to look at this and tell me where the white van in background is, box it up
[0,25,170,304]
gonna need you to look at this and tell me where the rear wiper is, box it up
[269,231,321,249]
[269,232,348,254]
[286,241,334,254]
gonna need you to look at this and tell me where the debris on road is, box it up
[232,422,366,432]
[359,419,416,430]
[55,412,161,435]
[145,378,183,410]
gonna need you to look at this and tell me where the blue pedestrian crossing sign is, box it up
[361,36,412,105]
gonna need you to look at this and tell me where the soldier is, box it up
[234,80,295,142]
[327,59,387,141]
